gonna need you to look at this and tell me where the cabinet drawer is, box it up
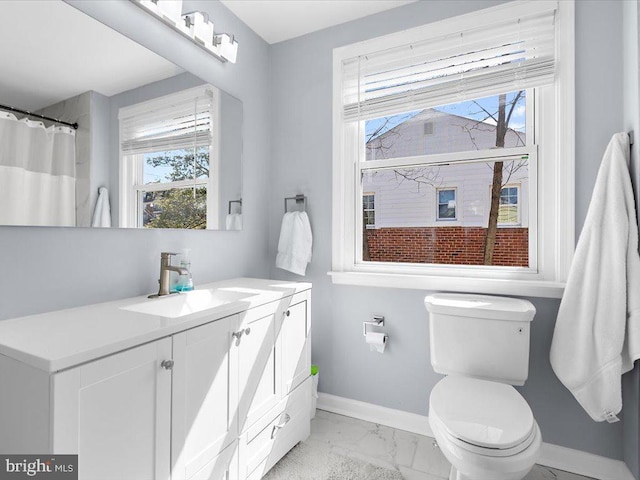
[239,299,280,326]
[242,378,311,480]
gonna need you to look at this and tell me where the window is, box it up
[332,0,575,297]
[437,189,456,221]
[363,193,376,227]
[361,98,533,268]
[119,85,219,229]
[499,186,520,225]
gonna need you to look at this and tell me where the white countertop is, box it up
[0,278,311,373]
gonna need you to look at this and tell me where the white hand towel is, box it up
[91,187,111,228]
[225,213,243,230]
[276,211,312,276]
[550,132,640,422]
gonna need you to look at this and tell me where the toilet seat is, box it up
[429,376,535,455]
[430,413,538,457]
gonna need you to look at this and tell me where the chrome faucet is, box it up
[149,252,189,298]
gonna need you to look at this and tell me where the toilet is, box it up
[424,293,542,480]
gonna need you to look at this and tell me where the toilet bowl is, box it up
[429,376,541,480]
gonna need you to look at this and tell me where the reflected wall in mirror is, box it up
[0,0,242,230]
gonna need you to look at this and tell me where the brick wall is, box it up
[365,226,528,267]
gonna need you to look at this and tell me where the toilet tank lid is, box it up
[424,293,535,322]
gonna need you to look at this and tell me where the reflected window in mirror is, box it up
[119,85,220,229]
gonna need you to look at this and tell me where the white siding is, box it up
[366,109,525,160]
[363,109,529,229]
[363,162,529,228]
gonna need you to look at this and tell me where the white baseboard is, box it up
[538,442,634,480]
[317,392,433,437]
[316,393,635,480]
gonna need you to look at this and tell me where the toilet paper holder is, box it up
[363,315,385,336]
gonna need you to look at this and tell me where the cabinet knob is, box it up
[233,328,252,346]
[160,360,174,370]
[284,310,291,317]
[232,330,244,346]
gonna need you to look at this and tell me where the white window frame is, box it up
[119,85,221,229]
[436,187,457,222]
[330,0,574,298]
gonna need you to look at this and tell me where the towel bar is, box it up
[284,194,307,213]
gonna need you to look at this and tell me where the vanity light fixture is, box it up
[213,33,238,64]
[138,0,182,24]
[132,0,239,64]
[183,11,215,48]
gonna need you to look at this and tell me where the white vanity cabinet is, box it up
[0,279,311,480]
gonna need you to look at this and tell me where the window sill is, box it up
[328,271,565,298]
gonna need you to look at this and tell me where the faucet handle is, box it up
[161,252,179,258]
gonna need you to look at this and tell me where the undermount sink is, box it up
[121,288,252,318]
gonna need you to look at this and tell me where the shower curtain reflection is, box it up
[0,111,76,226]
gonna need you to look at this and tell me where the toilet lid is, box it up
[429,376,534,450]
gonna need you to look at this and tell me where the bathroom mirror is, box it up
[0,0,242,230]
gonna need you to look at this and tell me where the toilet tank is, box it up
[424,293,536,386]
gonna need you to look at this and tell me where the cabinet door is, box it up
[234,303,280,433]
[188,440,238,480]
[51,338,172,480]
[171,315,236,480]
[279,295,310,396]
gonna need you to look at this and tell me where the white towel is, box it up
[276,211,312,276]
[91,187,111,228]
[225,213,243,230]
[550,132,640,422]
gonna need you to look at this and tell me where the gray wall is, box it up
[0,0,271,320]
[268,0,627,460]
[219,91,243,225]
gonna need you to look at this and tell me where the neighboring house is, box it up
[362,108,529,266]
[366,108,525,159]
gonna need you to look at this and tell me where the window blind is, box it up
[341,2,556,121]
[120,87,214,155]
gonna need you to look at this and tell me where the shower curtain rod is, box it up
[0,103,78,130]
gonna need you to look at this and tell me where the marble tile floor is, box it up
[305,410,595,480]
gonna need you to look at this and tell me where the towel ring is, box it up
[284,194,307,213]
[228,199,242,214]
